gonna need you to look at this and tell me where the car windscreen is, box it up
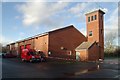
[29,51,36,55]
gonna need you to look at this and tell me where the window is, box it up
[101,14,103,19]
[91,16,93,21]
[93,15,97,20]
[101,29,103,34]
[88,17,90,22]
[94,15,97,20]
[89,31,92,36]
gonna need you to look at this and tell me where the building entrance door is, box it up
[76,52,80,61]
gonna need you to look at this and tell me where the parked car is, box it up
[21,49,45,62]
[37,51,46,62]
[2,53,17,58]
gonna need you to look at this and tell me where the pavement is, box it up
[1,57,119,79]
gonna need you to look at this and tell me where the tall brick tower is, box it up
[85,9,105,60]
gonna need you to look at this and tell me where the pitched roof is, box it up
[75,41,95,50]
[49,25,74,33]
[85,9,105,15]
[7,25,75,45]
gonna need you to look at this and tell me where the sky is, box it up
[0,0,119,46]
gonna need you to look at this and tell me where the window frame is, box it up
[88,16,90,22]
[91,16,93,21]
[89,31,93,36]
[94,15,97,20]
[101,29,103,34]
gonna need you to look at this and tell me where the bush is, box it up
[104,47,120,57]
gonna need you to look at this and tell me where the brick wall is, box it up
[88,43,99,61]
[86,11,100,42]
[34,34,49,57]
[79,50,88,61]
[49,26,87,59]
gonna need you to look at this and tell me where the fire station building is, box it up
[6,9,105,61]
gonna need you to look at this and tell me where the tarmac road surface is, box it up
[1,57,119,79]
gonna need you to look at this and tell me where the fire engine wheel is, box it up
[22,59,25,62]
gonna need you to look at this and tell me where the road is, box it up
[1,57,120,79]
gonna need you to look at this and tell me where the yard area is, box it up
[1,56,119,79]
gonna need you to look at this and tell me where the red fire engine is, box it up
[21,49,45,62]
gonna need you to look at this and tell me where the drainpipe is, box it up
[33,38,35,50]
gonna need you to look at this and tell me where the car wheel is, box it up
[41,58,43,62]
[30,59,33,63]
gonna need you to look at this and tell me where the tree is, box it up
[0,43,2,52]
[104,32,117,54]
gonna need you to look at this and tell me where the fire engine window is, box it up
[29,51,36,55]
[89,31,92,36]
[88,17,90,22]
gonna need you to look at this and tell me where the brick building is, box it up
[6,9,105,61]
[13,25,86,59]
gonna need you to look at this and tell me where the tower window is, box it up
[101,14,103,19]
[93,15,97,20]
[88,17,90,22]
[91,16,93,21]
[101,29,103,34]
[94,15,97,20]
[89,31,92,36]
